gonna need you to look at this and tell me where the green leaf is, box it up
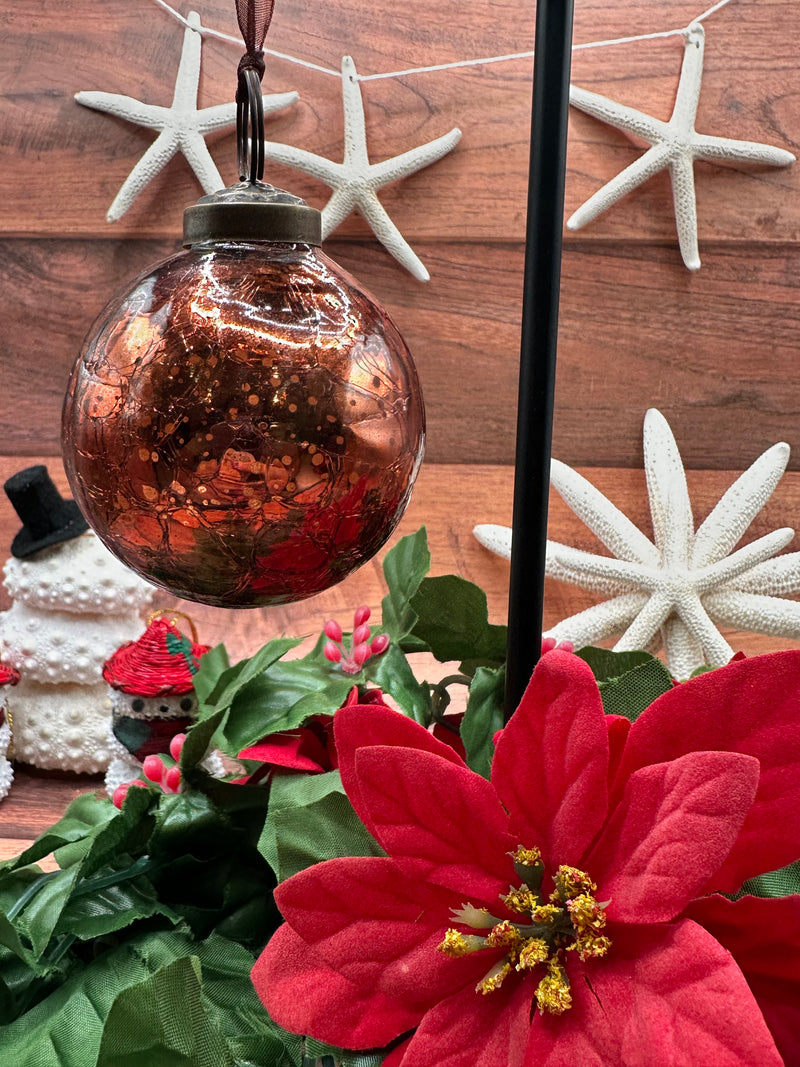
[0,928,204,1063]
[193,644,232,704]
[0,792,118,874]
[380,528,431,642]
[363,643,430,725]
[55,859,179,942]
[199,637,303,716]
[194,934,297,1066]
[461,666,505,779]
[217,663,352,756]
[576,647,654,684]
[409,575,506,668]
[576,647,673,722]
[259,771,383,882]
[738,858,800,898]
[96,955,236,1067]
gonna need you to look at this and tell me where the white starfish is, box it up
[75,11,298,221]
[263,56,461,282]
[474,409,800,680]
[567,22,795,270]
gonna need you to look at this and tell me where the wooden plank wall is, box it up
[0,0,798,650]
[0,0,797,466]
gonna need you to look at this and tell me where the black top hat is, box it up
[4,465,89,558]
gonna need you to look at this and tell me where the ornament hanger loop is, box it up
[147,609,199,644]
[237,66,265,183]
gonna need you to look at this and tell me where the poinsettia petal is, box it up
[238,732,327,772]
[400,972,533,1067]
[382,1037,413,1067]
[528,920,782,1067]
[605,714,631,791]
[493,650,609,864]
[252,923,421,1048]
[335,703,466,839]
[684,894,800,1067]
[618,651,800,890]
[355,746,516,902]
[275,856,497,1004]
[586,751,760,923]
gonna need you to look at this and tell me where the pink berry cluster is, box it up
[322,606,390,675]
[112,733,187,809]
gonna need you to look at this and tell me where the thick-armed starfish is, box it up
[474,409,800,679]
[567,23,795,270]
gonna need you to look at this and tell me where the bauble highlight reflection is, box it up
[63,239,424,607]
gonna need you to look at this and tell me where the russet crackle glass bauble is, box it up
[63,183,425,607]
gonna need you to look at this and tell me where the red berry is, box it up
[324,640,342,663]
[169,733,187,762]
[370,633,390,656]
[142,755,165,784]
[353,605,371,628]
[351,642,370,666]
[164,765,182,793]
[353,623,371,645]
[323,620,343,642]
[112,779,146,809]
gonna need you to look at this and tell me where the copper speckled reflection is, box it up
[63,242,425,606]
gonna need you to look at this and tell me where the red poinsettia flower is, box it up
[252,650,800,1067]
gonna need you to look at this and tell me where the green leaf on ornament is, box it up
[96,955,236,1067]
[409,575,506,670]
[576,646,673,722]
[165,630,200,676]
[461,666,505,779]
[380,528,431,646]
[738,858,800,899]
[259,771,383,883]
[192,643,231,704]
[363,643,430,725]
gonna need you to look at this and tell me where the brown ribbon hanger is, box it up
[235,0,275,182]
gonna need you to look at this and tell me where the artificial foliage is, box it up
[0,528,798,1066]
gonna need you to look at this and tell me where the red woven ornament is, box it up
[0,664,20,687]
[103,614,209,697]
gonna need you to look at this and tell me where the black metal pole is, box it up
[505,0,575,717]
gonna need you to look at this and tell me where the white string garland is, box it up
[152,0,736,81]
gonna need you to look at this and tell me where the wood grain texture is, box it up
[0,0,795,244]
[2,239,800,467]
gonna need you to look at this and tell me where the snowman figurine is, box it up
[0,661,19,800]
[103,613,215,794]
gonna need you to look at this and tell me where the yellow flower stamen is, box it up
[437,929,487,957]
[552,865,597,902]
[512,846,542,867]
[437,847,611,1017]
[534,958,572,1015]
[476,960,512,995]
[485,920,523,953]
[516,937,549,970]
[503,885,539,914]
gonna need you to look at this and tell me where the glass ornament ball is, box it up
[62,205,424,607]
